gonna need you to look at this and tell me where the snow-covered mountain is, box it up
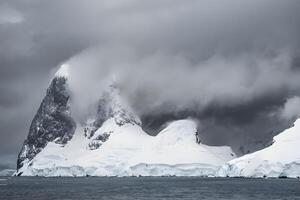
[15,64,236,176]
[15,64,300,177]
[17,118,237,177]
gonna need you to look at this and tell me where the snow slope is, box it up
[17,119,236,177]
[219,119,300,178]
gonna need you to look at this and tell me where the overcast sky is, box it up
[1,0,300,170]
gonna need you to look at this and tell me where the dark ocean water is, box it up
[0,176,299,200]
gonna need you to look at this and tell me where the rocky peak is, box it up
[84,83,141,150]
[17,66,76,171]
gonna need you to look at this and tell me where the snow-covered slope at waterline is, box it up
[219,119,300,178]
[17,119,236,177]
[17,118,300,177]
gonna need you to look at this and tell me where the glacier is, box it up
[15,64,300,178]
[17,119,236,177]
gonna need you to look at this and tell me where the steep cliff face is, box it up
[17,74,76,172]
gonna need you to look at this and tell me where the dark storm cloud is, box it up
[65,46,300,154]
[1,0,300,167]
[0,0,89,165]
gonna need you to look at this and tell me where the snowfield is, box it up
[219,119,300,178]
[17,119,236,177]
[17,118,300,177]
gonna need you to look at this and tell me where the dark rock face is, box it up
[88,132,111,150]
[17,76,76,170]
[83,95,114,140]
[84,85,141,150]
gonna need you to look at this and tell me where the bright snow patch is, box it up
[55,64,69,78]
[219,119,300,178]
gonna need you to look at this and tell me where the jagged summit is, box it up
[17,73,76,171]
[16,66,143,174]
[83,83,141,150]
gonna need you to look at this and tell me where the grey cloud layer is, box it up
[65,45,300,154]
[0,0,300,167]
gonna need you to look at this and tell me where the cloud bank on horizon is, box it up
[1,0,300,167]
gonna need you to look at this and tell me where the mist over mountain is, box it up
[61,44,300,154]
[14,66,300,177]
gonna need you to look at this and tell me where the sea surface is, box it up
[0,176,299,200]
